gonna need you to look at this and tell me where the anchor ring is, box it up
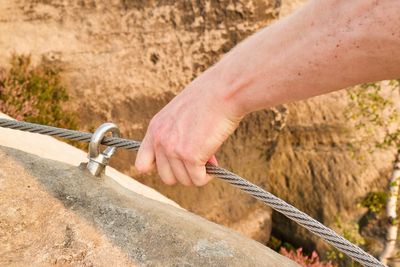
[86,122,121,176]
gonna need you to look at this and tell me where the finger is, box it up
[155,150,177,185]
[184,162,212,186]
[169,158,193,186]
[207,155,218,166]
[135,133,155,173]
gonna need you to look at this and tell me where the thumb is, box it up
[135,134,156,173]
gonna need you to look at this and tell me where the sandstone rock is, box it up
[0,112,181,209]
[0,0,394,252]
[0,145,298,267]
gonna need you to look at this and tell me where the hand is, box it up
[135,69,242,186]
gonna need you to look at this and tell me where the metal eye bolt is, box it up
[86,122,120,177]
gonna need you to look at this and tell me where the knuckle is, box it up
[192,178,207,187]
[135,159,153,173]
[175,146,197,163]
[155,133,176,156]
[186,157,200,165]
[191,173,211,187]
[174,146,187,159]
[158,170,176,185]
[183,181,193,187]
[163,177,177,185]
[152,131,163,147]
[163,142,176,156]
[179,177,193,187]
[135,163,146,172]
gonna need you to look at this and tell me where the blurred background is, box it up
[1,1,399,266]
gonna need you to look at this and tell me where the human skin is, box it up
[135,0,400,186]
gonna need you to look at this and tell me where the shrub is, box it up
[0,55,83,148]
[0,55,77,129]
[361,191,388,214]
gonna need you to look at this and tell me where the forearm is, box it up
[205,0,400,117]
[136,0,400,187]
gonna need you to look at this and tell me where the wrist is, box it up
[204,62,250,120]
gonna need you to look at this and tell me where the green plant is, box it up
[267,235,297,252]
[361,191,388,214]
[0,54,83,148]
[0,55,77,128]
[346,81,400,149]
[326,217,365,267]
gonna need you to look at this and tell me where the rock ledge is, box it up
[0,145,298,267]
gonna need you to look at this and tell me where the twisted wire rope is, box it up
[0,118,384,267]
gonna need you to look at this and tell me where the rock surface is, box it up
[0,0,394,252]
[0,112,181,209]
[0,145,298,267]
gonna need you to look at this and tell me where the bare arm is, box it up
[135,0,400,186]
[219,0,400,115]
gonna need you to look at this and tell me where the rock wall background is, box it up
[0,0,394,254]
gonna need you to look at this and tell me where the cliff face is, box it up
[0,0,394,252]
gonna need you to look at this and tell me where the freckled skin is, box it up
[136,0,400,186]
